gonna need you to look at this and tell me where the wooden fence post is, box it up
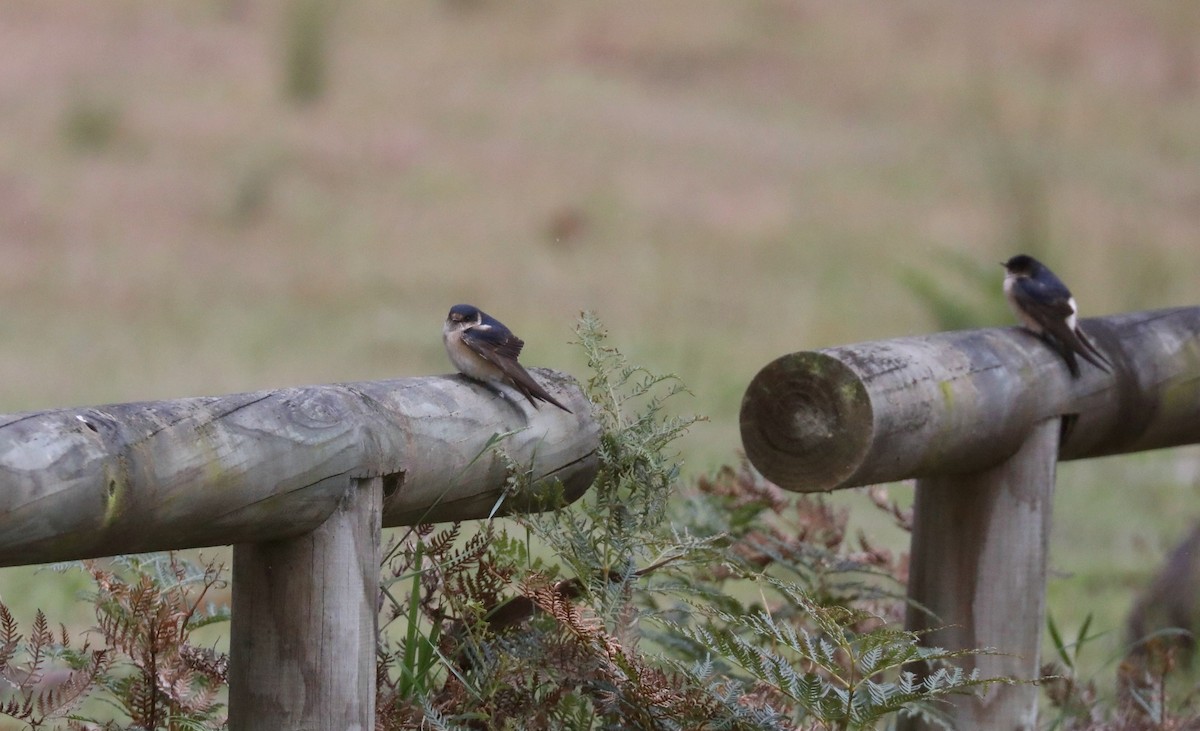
[899,418,1058,730]
[228,475,382,730]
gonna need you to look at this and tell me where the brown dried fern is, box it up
[84,554,229,730]
[0,604,112,729]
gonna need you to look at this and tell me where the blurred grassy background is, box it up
[0,0,1198,707]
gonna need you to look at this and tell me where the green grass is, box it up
[0,0,1197,712]
[1047,452,1200,675]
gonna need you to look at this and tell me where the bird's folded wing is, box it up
[462,326,525,364]
[1013,278,1076,322]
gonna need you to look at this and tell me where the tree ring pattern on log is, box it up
[739,352,873,492]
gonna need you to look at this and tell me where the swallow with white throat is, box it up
[443,304,572,412]
[1001,254,1111,378]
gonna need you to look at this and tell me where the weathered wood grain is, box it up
[228,476,381,731]
[899,418,1058,731]
[0,369,599,566]
[740,306,1200,492]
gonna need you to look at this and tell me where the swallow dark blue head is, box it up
[1001,254,1043,278]
[447,304,482,325]
[1002,254,1071,298]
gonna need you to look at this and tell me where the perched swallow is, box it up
[442,304,572,413]
[1002,254,1111,377]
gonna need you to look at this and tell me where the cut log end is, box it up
[739,352,873,492]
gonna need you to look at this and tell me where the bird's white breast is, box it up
[443,326,503,383]
[1003,275,1044,334]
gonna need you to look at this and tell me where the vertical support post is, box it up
[228,476,382,731]
[900,418,1059,731]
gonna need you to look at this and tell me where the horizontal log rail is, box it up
[740,306,1200,493]
[0,369,600,729]
[739,305,1200,730]
[0,368,598,566]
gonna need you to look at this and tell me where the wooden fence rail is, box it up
[0,369,600,730]
[740,305,1200,730]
